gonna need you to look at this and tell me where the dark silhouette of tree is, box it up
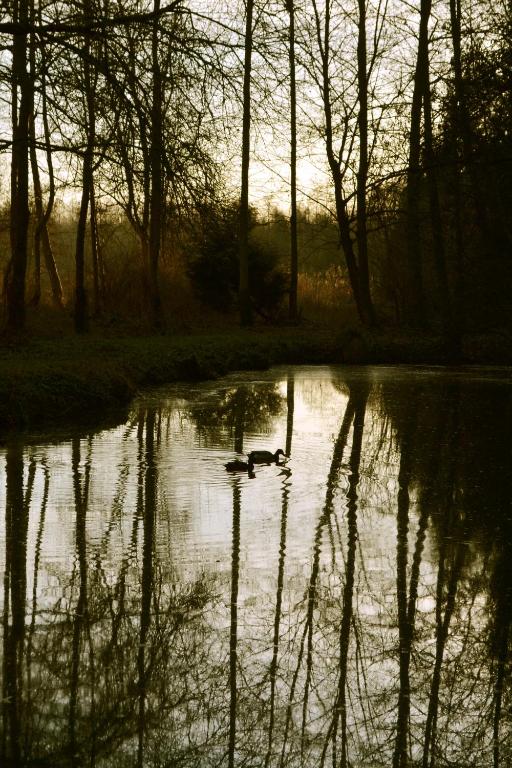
[404,0,433,327]
[5,0,31,332]
[239,0,255,326]
[286,0,299,322]
[187,383,284,450]
[73,0,95,333]
[285,371,295,458]
[147,0,163,329]
[355,0,375,327]
[28,6,63,310]
[277,389,356,766]
[422,58,452,340]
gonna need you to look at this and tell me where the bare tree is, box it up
[306,0,377,326]
[5,0,31,332]
[404,0,433,327]
[287,0,299,322]
[239,0,254,326]
[148,0,163,328]
[355,0,375,325]
[27,0,63,310]
[74,0,96,333]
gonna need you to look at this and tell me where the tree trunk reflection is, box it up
[332,384,367,768]
[69,438,92,767]
[228,481,241,768]
[137,409,157,768]
[2,444,30,766]
[0,369,511,767]
[393,403,428,768]
[266,446,292,766]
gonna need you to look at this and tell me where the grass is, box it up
[1,200,509,437]
[0,327,344,434]
[1,296,511,436]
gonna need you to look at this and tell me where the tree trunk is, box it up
[75,174,91,333]
[36,10,64,309]
[90,182,103,316]
[405,0,432,327]
[228,483,241,768]
[148,0,163,329]
[137,410,156,768]
[28,7,40,307]
[356,0,376,325]
[315,0,374,326]
[239,0,254,326]
[423,62,453,339]
[74,0,95,333]
[449,0,489,242]
[29,119,64,309]
[287,0,299,322]
[6,0,31,332]
[447,0,468,333]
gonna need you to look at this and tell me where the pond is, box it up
[1,365,511,768]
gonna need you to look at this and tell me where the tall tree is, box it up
[148,0,163,328]
[355,0,375,325]
[95,1,215,323]
[309,0,376,326]
[27,0,63,309]
[89,182,103,315]
[422,58,453,337]
[239,0,254,326]
[5,0,31,332]
[74,0,96,332]
[404,0,433,326]
[287,0,299,322]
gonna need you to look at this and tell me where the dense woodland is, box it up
[0,0,510,337]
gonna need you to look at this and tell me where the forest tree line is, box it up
[0,0,510,336]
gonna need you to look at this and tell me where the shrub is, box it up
[187,205,287,317]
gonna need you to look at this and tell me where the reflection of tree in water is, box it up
[1,416,223,768]
[234,371,512,768]
[188,383,284,451]
[16,563,218,766]
[376,373,512,767]
[223,377,371,768]
[2,371,512,767]
[2,444,32,766]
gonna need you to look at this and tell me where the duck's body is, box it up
[225,459,254,472]
[247,449,286,465]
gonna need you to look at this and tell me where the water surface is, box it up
[1,365,511,767]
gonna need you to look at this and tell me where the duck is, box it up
[247,449,286,465]
[225,459,254,472]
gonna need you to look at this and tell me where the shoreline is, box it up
[1,327,510,435]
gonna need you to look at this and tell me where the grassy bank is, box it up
[0,329,341,433]
[1,326,511,435]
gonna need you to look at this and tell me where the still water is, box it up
[1,365,511,768]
